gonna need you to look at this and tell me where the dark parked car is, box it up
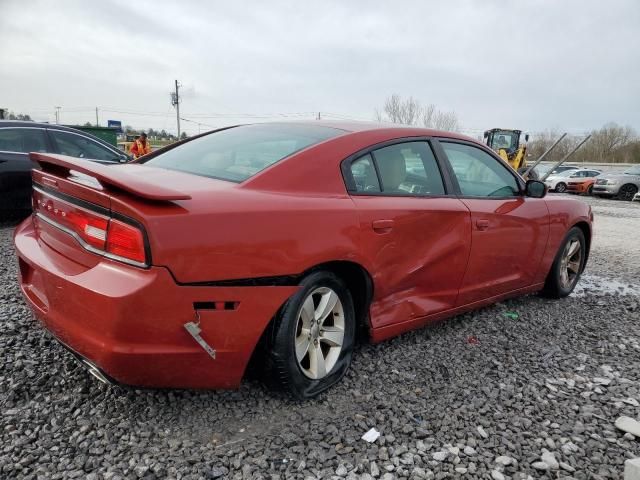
[0,121,129,218]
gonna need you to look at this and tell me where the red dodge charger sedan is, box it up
[14,122,592,398]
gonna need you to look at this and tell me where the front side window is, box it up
[442,142,520,197]
[0,128,47,153]
[144,124,343,182]
[50,130,120,162]
[369,142,445,195]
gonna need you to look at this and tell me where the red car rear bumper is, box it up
[14,218,298,389]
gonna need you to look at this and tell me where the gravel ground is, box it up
[1,196,639,480]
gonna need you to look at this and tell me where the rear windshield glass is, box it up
[143,123,343,182]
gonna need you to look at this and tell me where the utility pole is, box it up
[55,106,61,124]
[170,80,181,139]
[95,107,99,127]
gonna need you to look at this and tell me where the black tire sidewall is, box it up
[619,184,638,201]
[544,227,586,298]
[269,271,355,399]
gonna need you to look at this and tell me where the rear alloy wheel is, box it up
[618,184,638,201]
[265,271,355,399]
[555,182,567,193]
[541,227,586,298]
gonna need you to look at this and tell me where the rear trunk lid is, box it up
[29,153,227,269]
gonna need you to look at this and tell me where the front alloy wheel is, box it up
[618,184,638,201]
[555,182,567,193]
[541,226,586,298]
[558,238,582,291]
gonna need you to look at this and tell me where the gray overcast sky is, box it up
[1,0,639,137]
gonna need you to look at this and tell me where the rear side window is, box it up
[350,154,381,193]
[372,142,445,195]
[50,130,120,162]
[143,124,343,182]
[0,128,47,153]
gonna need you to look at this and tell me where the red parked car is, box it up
[14,122,592,398]
[566,170,601,195]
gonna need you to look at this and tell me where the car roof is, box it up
[249,120,481,143]
[0,120,120,151]
[0,120,94,133]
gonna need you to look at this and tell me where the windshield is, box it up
[624,166,640,175]
[143,124,343,182]
[489,130,519,150]
[551,170,577,178]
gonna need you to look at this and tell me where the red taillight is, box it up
[66,209,109,250]
[106,219,146,264]
[33,187,148,267]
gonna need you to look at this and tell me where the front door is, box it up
[437,140,549,305]
[345,140,472,328]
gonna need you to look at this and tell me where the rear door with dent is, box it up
[344,139,472,329]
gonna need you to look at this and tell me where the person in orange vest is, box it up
[130,132,152,159]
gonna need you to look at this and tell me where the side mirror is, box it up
[525,134,530,142]
[525,180,547,198]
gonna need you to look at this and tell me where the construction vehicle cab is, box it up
[484,128,529,172]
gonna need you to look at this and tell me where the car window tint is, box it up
[144,124,342,182]
[442,142,519,197]
[0,128,47,153]
[350,154,381,193]
[371,142,445,195]
[50,130,118,161]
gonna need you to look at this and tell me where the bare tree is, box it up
[375,94,460,131]
[423,104,459,131]
[375,94,422,125]
[588,122,635,162]
[528,123,639,164]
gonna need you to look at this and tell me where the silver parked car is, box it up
[592,165,640,201]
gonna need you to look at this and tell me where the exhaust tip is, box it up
[81,360,111,384]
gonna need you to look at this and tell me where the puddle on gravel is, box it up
[572,274,640,297]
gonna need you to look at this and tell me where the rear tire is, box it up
[555,182,567,193]
[587,185,594,196]
[263,271,355,399]
[540,227,586,298]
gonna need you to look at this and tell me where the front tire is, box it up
[555,182,567,193]
[540,227,586,298]
[618,184,638,201]
[264,271,355,399]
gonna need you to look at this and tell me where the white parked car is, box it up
[544,168,601,193]
[633,192,640,202]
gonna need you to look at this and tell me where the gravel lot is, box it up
[1,195,639,480]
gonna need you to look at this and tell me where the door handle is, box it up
[476,219,490,231]
[372,219,394,233]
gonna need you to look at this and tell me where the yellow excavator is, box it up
[484,128,530,174]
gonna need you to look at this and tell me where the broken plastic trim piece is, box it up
[184,313,217,360]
